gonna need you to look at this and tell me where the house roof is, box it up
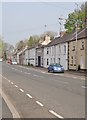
[46,28,87,47]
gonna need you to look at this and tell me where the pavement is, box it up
[20,65,86,74]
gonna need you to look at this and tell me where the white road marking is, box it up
[81,86,87,89]
[36,101,44,107]
[49,110,64,119]
[0,88,20,118]
[24,72,30,74]
[19,89,24,92]
[11,82,14,85]
[81,78,85,80]
[15,85,18,88]
[26,94,32,98]
[8,80,11,82]
[41,71,46,74]
[33,74,38,77]
[54,74,64,76]
[72,77,77,79]
[39,76,44,78]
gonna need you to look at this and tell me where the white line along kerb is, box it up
[81,86,87,89]
[36,101,44,107]
[19,89,24,92]
[26,94,32,98]
[49,110,64,119]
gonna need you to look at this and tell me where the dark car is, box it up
[48,63,64,73]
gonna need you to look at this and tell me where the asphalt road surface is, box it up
[1,62,86,119]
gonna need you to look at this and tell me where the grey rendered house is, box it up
[68,28,87,70]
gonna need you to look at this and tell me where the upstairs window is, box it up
[47,48,49,54]
[64,45,66,54]
[47,58,49,65]
[81,41,84,50]
[72,46,75,51]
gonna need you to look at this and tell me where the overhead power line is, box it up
[5,23,58,34]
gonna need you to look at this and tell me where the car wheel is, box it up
[51,69,54,73]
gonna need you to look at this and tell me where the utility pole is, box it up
[44,24,47,33]
[75,3,79,71]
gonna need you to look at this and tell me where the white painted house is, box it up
[28,46,36,66]
[43,36,69,70]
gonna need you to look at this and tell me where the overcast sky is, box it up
[1,1,85,46]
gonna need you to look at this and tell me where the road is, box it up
[0,62,86,119]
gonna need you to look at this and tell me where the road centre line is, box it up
[81,86,87,89]
[36,101,44,107]
[33,74,38,77]
[15,85,18,88]
[49,110,64,119]
[72,77,77,79]
[19,89,24,92]
[26,93,32,98]
[24,72,31,74]
[81,78,85,80]
[11,82,14,85]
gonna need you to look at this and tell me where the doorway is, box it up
[38,56,41,67]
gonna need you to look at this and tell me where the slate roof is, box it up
[46,28,87,47]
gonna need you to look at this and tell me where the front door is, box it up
[38,56,41,67]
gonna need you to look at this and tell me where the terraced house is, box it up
[44,28,87,71]
[14,28,87,71]
[68,28,87,70]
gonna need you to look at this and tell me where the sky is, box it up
[1,1,85,46]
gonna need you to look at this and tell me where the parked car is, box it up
[48,63,64,73]
[0,58,3,62]
[8,59,12,64]
[12,60,17,65]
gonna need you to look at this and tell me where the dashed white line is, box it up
[81,78,85,80]
[49,110,64,119]
[24,72,30,74]
[72,77,77,79]
[26,94,32,98]
[36,101,44,107]
[33,74,38,77]
[8,80,11,82]
[41,71,46,74]
[81,86,87,89]
[15,85,18,88]
[11,82,14,85]
[19,89,24,92]
[39,76,44,78]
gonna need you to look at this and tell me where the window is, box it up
[64,45,66,54]
[47,48,49,54]
[71,56,73,64]
[59,45,61,53]
[50,58,52,63]
[72,46,75,51]
[58,58,60,64]
[54,58,55,63]
[81,41,84,50]
[47,58,49,65]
